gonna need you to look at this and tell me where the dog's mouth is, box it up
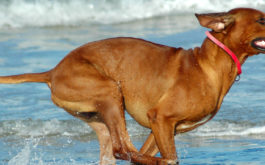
[251,38,265,51]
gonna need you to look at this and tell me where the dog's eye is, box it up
[257,18,265,25]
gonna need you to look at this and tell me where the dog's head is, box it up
[195,8,265,55]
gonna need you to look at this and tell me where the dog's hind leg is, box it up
[49,59,167,164]
[63,110,116,164]
[88,121,116,165]
[95,84,168,164]
[60,109,116,164]
[95,95,138,160]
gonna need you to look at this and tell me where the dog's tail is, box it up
[0,71,51,84]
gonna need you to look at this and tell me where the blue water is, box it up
[1,1,265,165]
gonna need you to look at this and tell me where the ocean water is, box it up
[0,0,265,165]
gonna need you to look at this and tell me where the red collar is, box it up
[206,31,242,75]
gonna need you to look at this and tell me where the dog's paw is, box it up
[166,159,179,165]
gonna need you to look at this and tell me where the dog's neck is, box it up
[196,32,252,93]
[205,31,242,75]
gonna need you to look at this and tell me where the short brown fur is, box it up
[0,8,265,165]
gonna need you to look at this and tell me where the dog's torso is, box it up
[52,37,223,129]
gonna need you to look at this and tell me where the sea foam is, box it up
[1,119,264,139]
[0,0,264,28]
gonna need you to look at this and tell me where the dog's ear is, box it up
[195,12,235,32]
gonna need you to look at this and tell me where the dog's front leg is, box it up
[147,108,179,165]
[139,132,159,157]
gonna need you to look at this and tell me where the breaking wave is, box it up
[1,119,265,139]
[191,120,265,137]
[2,119,265,164]
[0,119,93,138]
[0,0,264,28]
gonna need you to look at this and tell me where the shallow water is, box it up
[1,1,265,165]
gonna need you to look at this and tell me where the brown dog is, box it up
[0,8,265,164]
